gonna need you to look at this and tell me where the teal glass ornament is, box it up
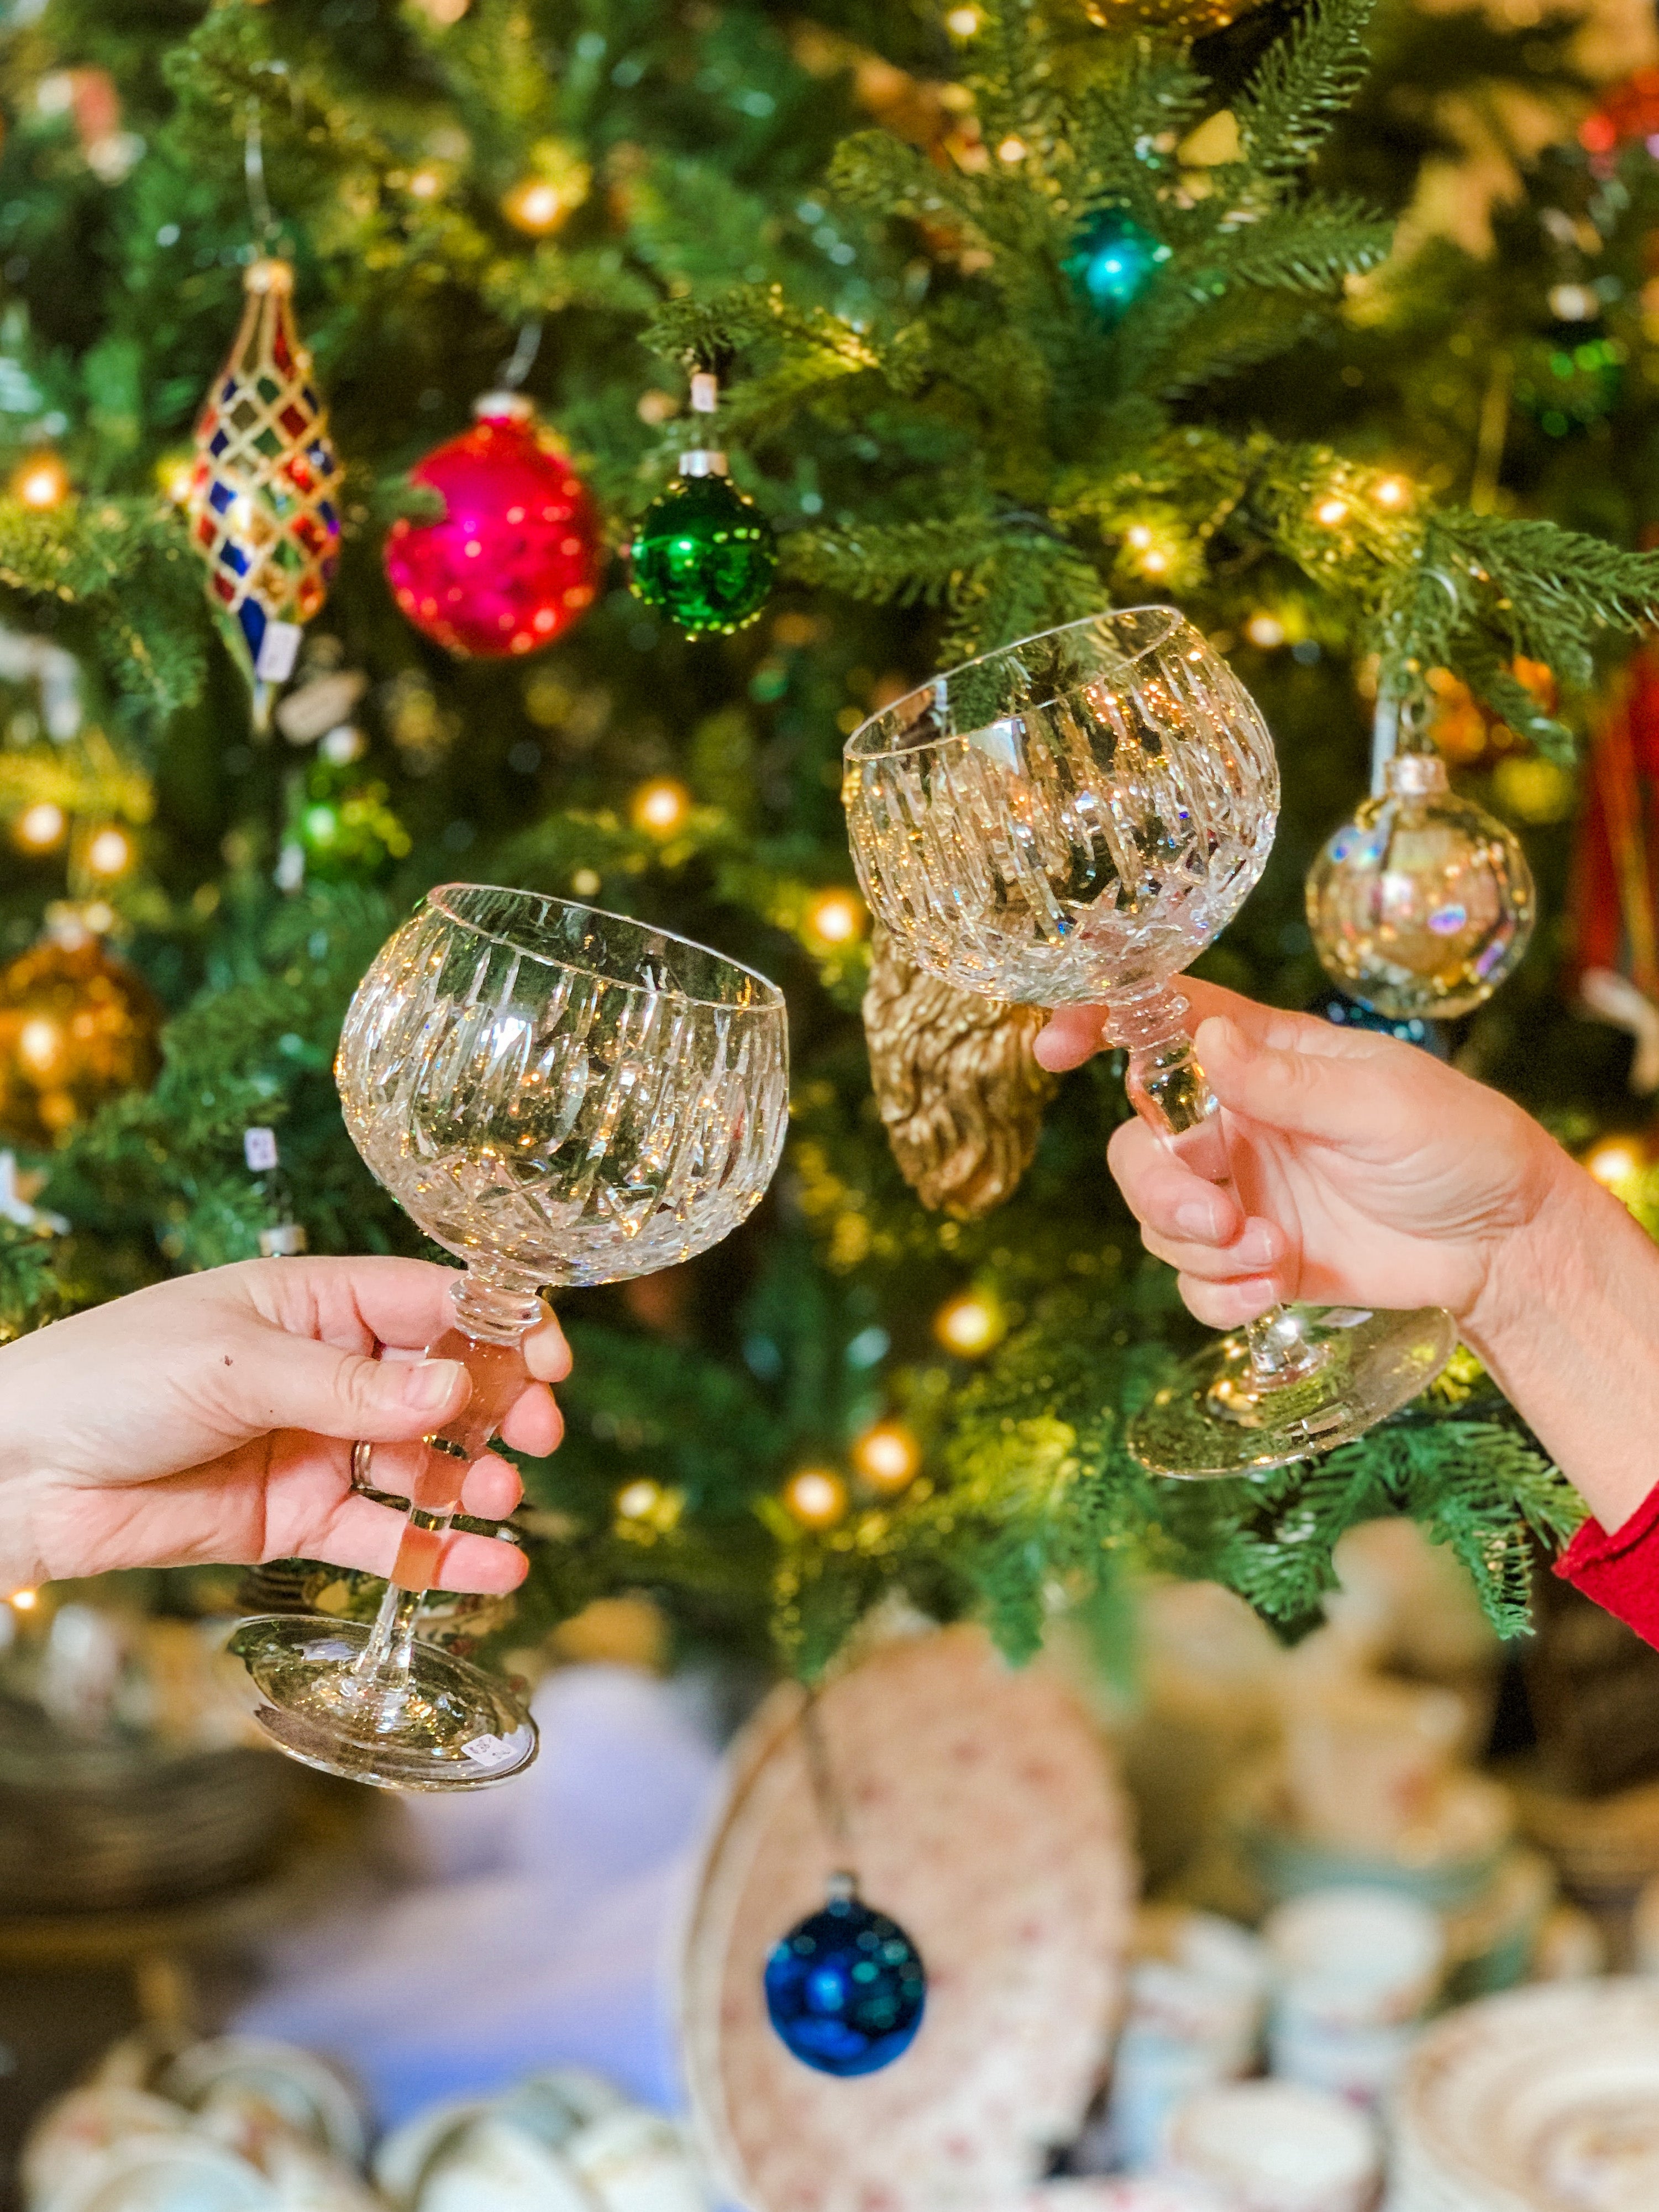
[629,454,777,637]
[1308,986,1448,1060]
[1064,208,1170,327]
[763,1874,926,2077]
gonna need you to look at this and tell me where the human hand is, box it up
[1036,981,1573,1337]
[0,1257,569,1594]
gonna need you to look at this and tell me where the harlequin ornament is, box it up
[1306,987,1449,1060]
[1306,751,1535,1022]
[186,259,341,727]
[764,1874,926,2076]
[1063,207,1170,327]
[382,393,603,658]
[0,918,162,1149]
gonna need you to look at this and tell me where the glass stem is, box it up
[1108,987,1324,1391]
[349,1267,547,1704]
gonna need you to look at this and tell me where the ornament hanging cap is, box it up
[244,255,295,298]
[680,364,728,476]
[473,391,536,423]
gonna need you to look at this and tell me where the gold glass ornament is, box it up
[1082,0,1271,32]
[0,924,162,1148]
[862,929,1057,1218]
[1308,751,1535,1022]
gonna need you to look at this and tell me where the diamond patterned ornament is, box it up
[186,258,342,727]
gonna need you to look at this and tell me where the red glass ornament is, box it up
[1581,69,1659,165]
[383,394,603,658]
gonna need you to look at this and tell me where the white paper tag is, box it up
[244,1127,279,1172]
[461,1732,510,1767]
[255,619,305,682]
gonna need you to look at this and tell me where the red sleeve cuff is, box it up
[1555,1477,1659,1649]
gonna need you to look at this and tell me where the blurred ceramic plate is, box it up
[39,2137,275,2212]
[1394,1979,1659,2211]
[683,1623,1135,2212]
[162,2037,367,2167]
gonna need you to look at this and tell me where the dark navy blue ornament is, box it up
[763,1874,926,2076]
[1063,208,1170,327]
[1308,986,1449,1059]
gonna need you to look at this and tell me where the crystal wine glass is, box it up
[842,610,1456,1478]
[229,886,790,1787]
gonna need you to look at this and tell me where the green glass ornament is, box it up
[630,456,777,637]
[291,747,411,884]
[1063,207,1170,328]
[1513,328,1624,438]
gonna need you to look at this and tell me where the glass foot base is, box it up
[1127,1306,1458,1479]
[225,1614,538,1791]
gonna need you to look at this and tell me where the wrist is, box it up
[1461,1133,1588,1365]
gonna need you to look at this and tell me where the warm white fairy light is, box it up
[1314,496,1349,527]
[805,888,865,945]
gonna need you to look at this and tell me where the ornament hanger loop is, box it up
[800,1686,856,1876]
[497,319,543,393]
[244,98,281,253]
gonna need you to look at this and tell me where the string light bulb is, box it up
[1583,1134,1647,1189]
[783,1467,848,1528]
[8,1588,38,1611]
[616,1479,663,1520]
[13,454,69,510]
[85,826,134,879]
[1314,496,1349,528]
[852,1421,920,1493]
[933,1289,1004,1357]
[14,802,66,852]
[17,1018,61,1076]
[629,777,692,836]
[805,888,866,946]
[1245,613,1286,649]
[946,5,980,30]
[500,145,590,238]
[156,453,194,505]
[1373,476,1410,510]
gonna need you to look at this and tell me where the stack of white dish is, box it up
[1390,1980,1659,2211]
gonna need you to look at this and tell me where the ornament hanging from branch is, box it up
[0,911,162,1149]
[185,256,342,731]
[630,366,777,637]
[383,386,602,659]
[862,929,1057,1217]
[1306,706,1535,1023]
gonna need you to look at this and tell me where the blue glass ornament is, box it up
[1063,208,1170,327]
[1308,986,1449,1059]
[763,1874,926,2077]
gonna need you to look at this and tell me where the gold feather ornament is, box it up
[862,931,1058,1218]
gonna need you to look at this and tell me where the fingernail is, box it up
[1210,1017,1251,1060]
[402,1358,464,1412]
[1176,1198,1220,1239]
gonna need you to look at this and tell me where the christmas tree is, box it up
[0,0,1649,1675]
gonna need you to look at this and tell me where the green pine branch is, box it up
[1233,0,1378,183]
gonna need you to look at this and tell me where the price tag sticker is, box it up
[244,1127,279,1172]
[255,619,305,684]
[461,1733,510,1767]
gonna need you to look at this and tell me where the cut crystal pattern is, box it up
[337,886,790,1288]
[843,609,1279,1006]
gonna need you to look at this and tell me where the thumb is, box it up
[1196,1013,1388,1148]
[226,1335,471,1443]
